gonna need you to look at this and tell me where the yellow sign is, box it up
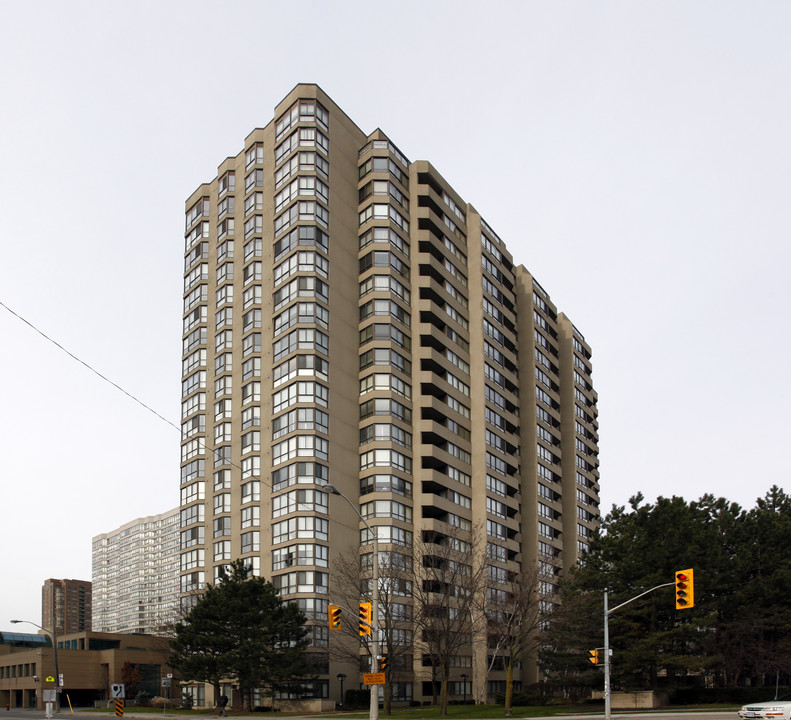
[363,673,386,685]
[45,676,55,682]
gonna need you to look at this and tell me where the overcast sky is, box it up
[1,1,788,628]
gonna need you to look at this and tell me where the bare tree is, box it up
[332,545,415,714]
[481,562,548,716]
[411,525,487,716]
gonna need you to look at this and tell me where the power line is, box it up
[0,298,179,433]
[0,298,363,535]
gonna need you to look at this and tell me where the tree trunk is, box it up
[383,677,391,716]
[505,661,514,717]
[440,676,449,716]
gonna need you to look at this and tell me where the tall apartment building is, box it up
[179,84,600,705]
[42,579,91,635]
[92,509,180,634]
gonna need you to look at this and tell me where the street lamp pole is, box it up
[461,673,468,704]
[336,673,346,711]
[325,484,379,720]
[11,619,59,713]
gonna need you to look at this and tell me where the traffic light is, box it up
[359,602,372,636]
[328,604,342,630]
[379,654,388,672]
[675,568,695,609]
[588,649,599,665]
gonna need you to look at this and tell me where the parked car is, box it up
[739,694,791,720]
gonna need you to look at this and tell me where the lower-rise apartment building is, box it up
[178,84,600,706]
[92,509,180,634]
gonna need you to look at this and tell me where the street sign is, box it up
[43,690,56,702]
[115,699,124,717]
[45,675,55,683]
[59,673,64,687]
[111,683,126,699]
[161,678,172,688]
[363,673,386,685]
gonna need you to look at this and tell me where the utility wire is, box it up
[0,298,365,535]
[0,298,179,432]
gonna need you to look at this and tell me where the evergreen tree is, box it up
[169,560,309,710]
[542,487,791,693]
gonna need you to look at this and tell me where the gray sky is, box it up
[1,0,788,627]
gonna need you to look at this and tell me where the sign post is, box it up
[111,684,125,718]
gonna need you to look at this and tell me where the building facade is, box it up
[178,84,600,706]
[0,630,174,710]
[92,510,180,635]
[42,579,91,636]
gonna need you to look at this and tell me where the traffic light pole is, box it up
[325,485,379,720]
[604,591,610,720]
[603,582,674,720]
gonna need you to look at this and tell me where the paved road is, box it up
[0,712,739,720]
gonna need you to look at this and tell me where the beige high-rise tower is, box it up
[179,84,599,707]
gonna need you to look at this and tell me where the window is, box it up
[214,492,231,514]
[213,516,230,537]
[272,406,329,439]
[272,570,328,595]
[272,488,328,518]
[273,302,329,336]
[359,448,412,473]
[273,543,329,569]
[360,500,412,522]
[272,435,329,464]
[273,276,328,311]
[272,516,329,543]
[273,381,328,412]
[359,323,410,350]
[359,373,411,398]
[360,474,412,497]
[359,250,409,279]
[273,327,329,361]
[241,506,260,528]
[359,423,412,449]
[359,298,410,327]
[274,250,329,284]
[360,525,412,546]
[241,531,260,554]
[274,225,329,260]
[272,461,328,491]
[359,397,411,423]
[242,381,261,404]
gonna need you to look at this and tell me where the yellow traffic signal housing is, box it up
[328,604,342,630]
[588,649,600,665]
[675,568,695,609]
[359,602,372,636]
[379,654,388,672]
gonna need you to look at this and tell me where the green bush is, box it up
[344,688,370,708]
[494,691,548,706]
[671,687,790,706]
